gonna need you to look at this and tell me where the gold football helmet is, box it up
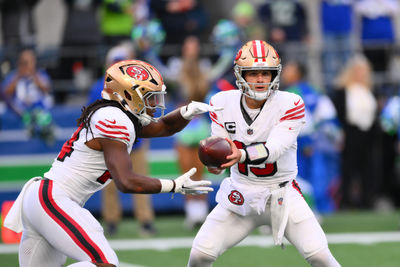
[102,60,166,126]
[234,40,282,100]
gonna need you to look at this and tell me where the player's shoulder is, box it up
[210,89,241,105]
[273,90,304,109]
[90,106,134,130]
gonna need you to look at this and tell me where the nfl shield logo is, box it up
[278,197,283,205]
[247,128,253,135]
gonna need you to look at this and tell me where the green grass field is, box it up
[1,210,400,267]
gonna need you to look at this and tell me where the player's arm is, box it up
[265,98,306,162]
[233,97,306,165]
[139,108,188,138]
[139,101,222,138]
[98,138,213,194]
[100,138,161,193]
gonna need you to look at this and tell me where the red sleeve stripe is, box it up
[210,116,224,128]
[280,114,305,122]
[98,120,127,130]
[284,103,305,114]
[95,124,129,137]
[100,133,130,142]
[280,108,305,121]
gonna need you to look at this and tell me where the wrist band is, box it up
[160,179,175,193]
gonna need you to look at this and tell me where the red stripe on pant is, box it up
[38,179,109,264]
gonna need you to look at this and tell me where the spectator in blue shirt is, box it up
[282,61,341,213]
[2,48,55,145]
[355,0,400,72]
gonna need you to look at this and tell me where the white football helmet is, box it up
[102,60,166,126]
[234,40,282,101]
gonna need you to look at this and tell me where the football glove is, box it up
[160,168,214,195]
[180,101,223,120]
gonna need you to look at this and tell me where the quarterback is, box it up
[4,60,217,267]
[187,41,340,266]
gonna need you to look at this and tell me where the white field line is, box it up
[0,150,175,166]
[1,232,400,254]
[119,262,146,267]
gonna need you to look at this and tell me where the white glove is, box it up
[180,101,223,120]
[160,168,214,195]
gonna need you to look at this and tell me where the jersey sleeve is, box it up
[266,95,306,162]
[90,107,136,147]
[209,93,230,139]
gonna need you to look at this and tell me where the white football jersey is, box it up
[45,106,137,205]
[210,90,305,185]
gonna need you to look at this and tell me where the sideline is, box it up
[1,232,400,254]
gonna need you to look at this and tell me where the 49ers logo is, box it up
[126,66,149,80]
[228,190,244,205]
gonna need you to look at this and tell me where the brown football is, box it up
[198,136,231,167]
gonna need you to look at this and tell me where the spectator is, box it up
[282,61,341,213]
[331,54,379,209]
[231,1,264,42]
[354,0,400,73]
[320,0,354,92]
[1,48,55,145]
[379,92,400,208]
[0,0,39,63]
[87,42,157,236]
[258,0,309,63]
[150,0,209,46]
[100,0,139,48]
[208,19,242,94]
[56,0,103,102]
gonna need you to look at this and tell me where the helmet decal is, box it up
[235,48,242,61]
[126,66,149,80]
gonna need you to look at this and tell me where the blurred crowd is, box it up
[2,0,400,218]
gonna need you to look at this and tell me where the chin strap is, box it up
[138,113,152,126]
[111,92,154,126]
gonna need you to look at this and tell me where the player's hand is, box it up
[220,138,241,168]
[180,101,223,120]
[174,168,214,195]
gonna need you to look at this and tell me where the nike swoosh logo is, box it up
[294,99,300,106]
[105,119,116,124]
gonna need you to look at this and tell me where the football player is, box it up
[187,40,340,267]
[4,60,217,267]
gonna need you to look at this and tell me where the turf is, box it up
[1,210,400,267]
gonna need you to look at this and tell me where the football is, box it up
[198,136,231,167]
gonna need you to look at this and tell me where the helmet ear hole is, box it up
[124,90,132,101]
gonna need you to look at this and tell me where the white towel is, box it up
[3,177,42,233]
[270,184,289,246]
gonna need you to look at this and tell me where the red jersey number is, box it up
[57,124,84,162]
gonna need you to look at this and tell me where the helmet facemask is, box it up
[234,40,282,101]
[102,60,166,126]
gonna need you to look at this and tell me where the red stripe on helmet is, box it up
[252,40,258,62]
